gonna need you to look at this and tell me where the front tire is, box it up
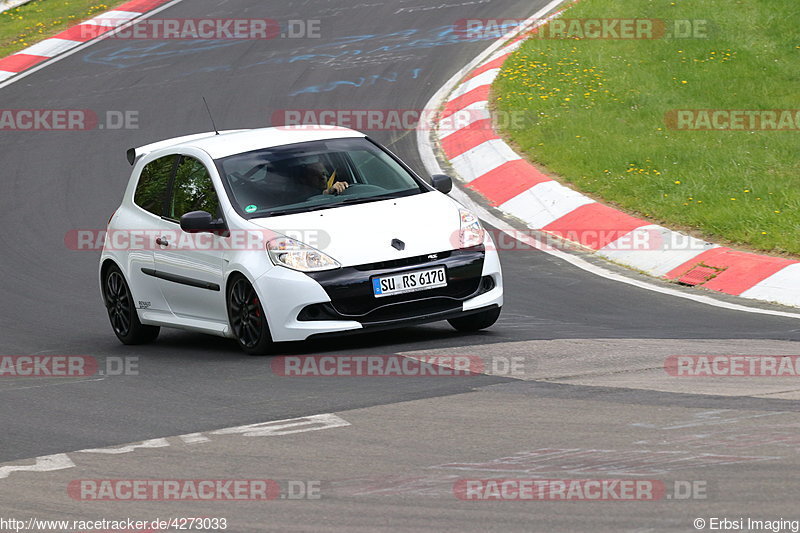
[448,306,501,332]
[227,275,274,355]
[102,265,160,345]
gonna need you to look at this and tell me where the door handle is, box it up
[156,237,170,247]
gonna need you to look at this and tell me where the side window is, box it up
[133,155,176,216]
[169,156,221,220]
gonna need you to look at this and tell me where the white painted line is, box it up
[79,438,170,454]
[0,377,105,393]
[446,69,499,102]
[741,264,800,308]
[179,432,211,444]
[0,71,13,82]
[598,225,717,277]
[18,38,81,58]
[212,413,350,437]
[0,413,351,483]
[499,180,594,229]
[0,454,74,479]
[450,139,521,182]
[438,101,490,139]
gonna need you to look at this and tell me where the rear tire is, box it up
[448,307,501,332]
[102,265,160,345]
[227,275,274,355]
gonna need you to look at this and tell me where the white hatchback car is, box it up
[100,126,503,354]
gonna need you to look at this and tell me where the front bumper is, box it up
[255,245,503,342]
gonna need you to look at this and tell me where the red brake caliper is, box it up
[253,297,261,317]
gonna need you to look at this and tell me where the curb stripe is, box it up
[499,181,595,229]
[598,225,717,277]
[741,264,800,306]
[440,119,498,159]
[542,203,649,250]
[0,54,48,72]
[449,139,522,182]
[441,86,491,119]
[467,159,551,206]
[83,10,143,25]
[20,38,83,58]
[465,53,512,81]
[118,0,171,9]
[53,24,114,42]
[438,101,490,139]
[447,69,499,102]
[665,248,797,296]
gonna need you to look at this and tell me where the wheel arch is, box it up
[224,270,275,345]
[99,258,124,300]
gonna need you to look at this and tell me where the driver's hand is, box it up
[325,181,349,195]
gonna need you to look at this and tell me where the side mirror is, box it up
[431,174,453,194]
[180,210,225,234]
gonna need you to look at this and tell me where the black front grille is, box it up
[304,247,485,319]
[299,298,464,325]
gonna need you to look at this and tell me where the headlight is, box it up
[267,237,340,272]
[459,209,485,249]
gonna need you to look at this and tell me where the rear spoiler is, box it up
[125,130,246,165]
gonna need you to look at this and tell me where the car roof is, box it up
[129,125,366,163]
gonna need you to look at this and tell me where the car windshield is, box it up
[216,137,427,218]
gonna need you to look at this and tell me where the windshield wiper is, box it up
[336,191,415,206]
[260,203,337,217]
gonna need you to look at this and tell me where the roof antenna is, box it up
[202,96,220,135]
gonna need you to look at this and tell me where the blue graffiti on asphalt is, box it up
[238,26,470,70]
[289,68,422,96]
[81,25,499,71]
[82,40,244,68]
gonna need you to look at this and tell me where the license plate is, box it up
[372,267,447,298]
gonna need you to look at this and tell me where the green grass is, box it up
[493,0,800,256]
[0,0,122,57]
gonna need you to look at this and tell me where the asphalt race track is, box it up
[1,0,800,531]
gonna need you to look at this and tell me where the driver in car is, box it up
[302,161,349,196]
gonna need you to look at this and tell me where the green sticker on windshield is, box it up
[245,205,257,213]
